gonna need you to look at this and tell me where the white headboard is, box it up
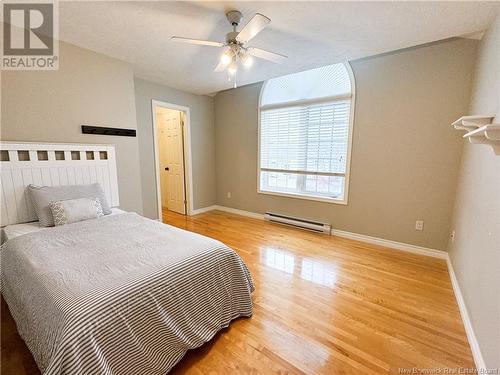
[0,142,120,226]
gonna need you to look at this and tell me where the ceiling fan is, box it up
[171,10,287,81]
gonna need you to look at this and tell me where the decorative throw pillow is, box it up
[28,183,111,227]
[49,198,104,226]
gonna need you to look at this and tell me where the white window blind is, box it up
[259,63,353,202]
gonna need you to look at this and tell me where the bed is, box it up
[0,142,254,375]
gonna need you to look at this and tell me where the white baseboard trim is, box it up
[210,205,447,259]
[213,205,265,220]
[189,204,484,370]
[190,205,218,216]
[446,257,486,371]
[331,229,448,259]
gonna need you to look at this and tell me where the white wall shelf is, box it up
[462,125,500,155]
[452,115,496,131]
[452,115,500,155]
[463,124,500,143]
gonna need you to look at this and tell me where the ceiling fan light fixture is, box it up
[242,54,253,68]
[172,10,288,81]
[228,61,237,75]
[220,50,232,65]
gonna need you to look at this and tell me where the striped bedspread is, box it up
[1,213,254,374]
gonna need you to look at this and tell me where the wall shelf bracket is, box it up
[452,115,500,155]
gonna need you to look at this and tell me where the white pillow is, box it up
[49,198,104,226]
[28,183,111,227]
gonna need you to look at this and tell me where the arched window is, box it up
[259,63,355,204]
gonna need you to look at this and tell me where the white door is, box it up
[157,109,186,214]
[157,112,170,209]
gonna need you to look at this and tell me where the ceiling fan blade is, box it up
[214,59,228,72]
[171,36,224,47]
[247,47,287,64]
[236,13,271,43]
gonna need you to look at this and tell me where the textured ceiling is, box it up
[58,1,500,95]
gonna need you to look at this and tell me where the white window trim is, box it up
[257,62,356,205]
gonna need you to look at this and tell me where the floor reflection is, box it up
[260,247,295,274]
[260,247,338,288]
[300,258,337,288]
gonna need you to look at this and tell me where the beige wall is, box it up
[214,38,478,250]
[134,78,216,219]
[1,41,143,214]
[0,41,216,220]
[448,16,500,368]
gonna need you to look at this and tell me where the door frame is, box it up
[151,99,193,218]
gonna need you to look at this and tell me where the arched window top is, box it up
[261,63,352,107]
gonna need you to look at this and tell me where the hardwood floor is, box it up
[1,210,474,374]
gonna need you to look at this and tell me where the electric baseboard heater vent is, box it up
[264,212,331,234]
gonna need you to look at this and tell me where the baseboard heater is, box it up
[264,212,331,234]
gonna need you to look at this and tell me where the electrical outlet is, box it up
[450,230,455,243]
[227,192,231,199]
[415,220,424,231]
